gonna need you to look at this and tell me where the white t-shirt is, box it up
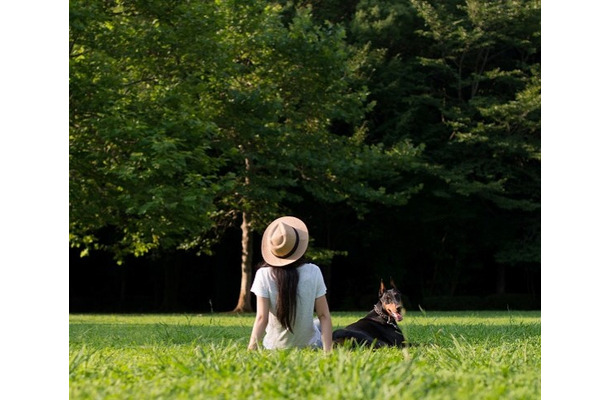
[250,263,327,349]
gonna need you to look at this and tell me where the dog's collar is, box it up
[373,303,399,330]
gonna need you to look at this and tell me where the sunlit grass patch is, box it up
[70,311,540,399]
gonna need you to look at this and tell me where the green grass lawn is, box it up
[69,311,540,399]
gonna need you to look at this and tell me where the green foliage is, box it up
[70,0,233,260]
[70,0,541,298]
[205,3,372,232]
[336,0,541,271]
[70,1,420,261]
[69,312,540,399]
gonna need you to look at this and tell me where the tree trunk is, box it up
[233,210,254,312]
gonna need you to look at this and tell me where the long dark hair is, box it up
[260,258,306,333]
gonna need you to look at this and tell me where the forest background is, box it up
[69,0,541,313]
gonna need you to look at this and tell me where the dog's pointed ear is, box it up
[390,277,397,289]
[379,279,386,297]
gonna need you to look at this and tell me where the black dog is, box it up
[332,279,406,348]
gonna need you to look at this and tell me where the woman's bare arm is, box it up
[248,296,270,350]
[315,295,333,353]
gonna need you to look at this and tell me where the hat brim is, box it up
[261,216,309,267]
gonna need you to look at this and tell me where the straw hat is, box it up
[261,216,309,267]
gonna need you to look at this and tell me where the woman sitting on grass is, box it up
[247,216,333,352]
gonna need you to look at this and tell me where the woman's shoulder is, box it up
[254,265,273,279]
[298,263,322,275]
